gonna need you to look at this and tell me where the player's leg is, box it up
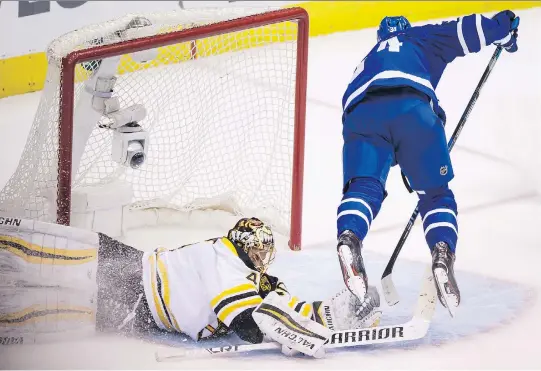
[95,233,159,336]
[337,101,394,301]
[418,187,460,311]
[392,97,460,310]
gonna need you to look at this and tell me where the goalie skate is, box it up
[432,242,460,317]
[337,230,367,301]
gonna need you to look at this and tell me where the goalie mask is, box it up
[228,218,275,273]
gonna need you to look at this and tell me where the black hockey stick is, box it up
[381,46,504,306]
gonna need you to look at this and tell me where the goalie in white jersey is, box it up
[0,216,380,357]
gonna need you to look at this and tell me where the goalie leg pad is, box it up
[0,286,97,345]
[253,292,332,358]
[0,217,99,289]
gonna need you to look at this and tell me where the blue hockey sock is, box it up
[337,177,384,240]
[417,185,458,253]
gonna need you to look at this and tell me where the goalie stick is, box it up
[154,266,437,362]
[381,46,504,308]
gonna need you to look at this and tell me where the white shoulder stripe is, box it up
[476,14,487,47]
[457,17,470,55]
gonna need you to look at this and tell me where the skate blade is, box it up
[433,268,458,318]
[338,245,367,300]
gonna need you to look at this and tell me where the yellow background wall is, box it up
[287,1,539,37]
[1,1,539,99]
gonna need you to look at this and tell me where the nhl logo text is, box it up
[326,326,404,345]
[440,165,448,176]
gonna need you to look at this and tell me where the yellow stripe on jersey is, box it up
[0,235,97,265]
[210,283,257,308]
[217,297,263,324]
[156,252,182,332]
[301,303,313,318]
[211,283,261,325]
[148,252,172,331]
[288,296,299,308]
[220,237,239,257]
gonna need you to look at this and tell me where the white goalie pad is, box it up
[0,216,99,289]
[252,291,332,358]
[0,286,97,345]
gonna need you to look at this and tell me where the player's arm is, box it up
[414,10,519,62]
[210,281,265,343]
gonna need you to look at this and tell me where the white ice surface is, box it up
[1,8,541,369]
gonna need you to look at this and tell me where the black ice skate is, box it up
[337,230,368,301]
[431,241,461,317]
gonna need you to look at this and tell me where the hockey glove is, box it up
[492,10,520,53]
[312,286,382,331]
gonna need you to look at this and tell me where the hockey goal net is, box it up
[0,7,308,250]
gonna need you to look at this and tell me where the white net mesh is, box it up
[0,8,305,236]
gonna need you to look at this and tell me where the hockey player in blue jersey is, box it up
[336,11,520,312]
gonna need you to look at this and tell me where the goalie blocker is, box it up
[0,216,381,356]
[253,291,331,358]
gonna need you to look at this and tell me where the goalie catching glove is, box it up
[253,286,382,358]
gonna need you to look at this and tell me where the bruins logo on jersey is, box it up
[259,274,272,292]
[257,273,288,299]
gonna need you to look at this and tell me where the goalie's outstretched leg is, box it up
[0,217,98,289]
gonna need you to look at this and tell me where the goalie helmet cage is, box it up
[0,7,309,250]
